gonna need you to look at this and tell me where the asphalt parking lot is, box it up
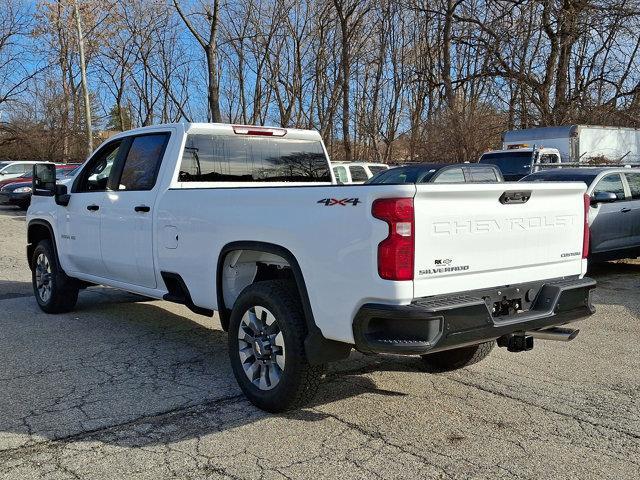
[0,204,638,479]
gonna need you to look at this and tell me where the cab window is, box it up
[592,173,626,200]
[433,167,465,183]
[468,167,499,182]
[117,134,169,191]
[3,163,30,175]
[75,141,123,192]
[539,154,559,164]
[368,165,387,175]
[179,134,330,182]
[349,166,368,182]
[625,173,640,200]
[333,166,348,183]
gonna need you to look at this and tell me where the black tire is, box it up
[420,341,495,372]
[31,239,79,313]
[228,280,325,412]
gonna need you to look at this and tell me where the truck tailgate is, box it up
[413,183,587,298]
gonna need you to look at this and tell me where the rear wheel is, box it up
[420,341,495,372]
[228,280,325,412]
[31,240,79,313]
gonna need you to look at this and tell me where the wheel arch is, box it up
[27,219,58,270]
[216,241,351,364]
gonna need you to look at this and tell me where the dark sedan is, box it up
[365,163,503,184]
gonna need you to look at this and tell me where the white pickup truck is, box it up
[27,123,596,412]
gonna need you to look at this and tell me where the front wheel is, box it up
[31,239,79,313]
[420,341,495,372]
[228,280,325,412]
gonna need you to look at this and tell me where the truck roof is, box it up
[112,122,322,142]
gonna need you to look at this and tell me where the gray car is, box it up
[521,168,640,261]
[365,163,504,184]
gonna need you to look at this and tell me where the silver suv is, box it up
[522,167,640,261]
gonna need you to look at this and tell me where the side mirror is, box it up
[32,164,56,196]
[32,164,71,206]
[591,191,618,205]
[55,184,70,206]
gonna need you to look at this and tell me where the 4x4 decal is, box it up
[317,198,360,206]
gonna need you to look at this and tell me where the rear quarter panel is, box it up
[156,184,416,343]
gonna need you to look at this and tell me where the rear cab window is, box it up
[179,134,330,183]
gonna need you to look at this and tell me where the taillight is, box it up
[232,125,286,136]
[372,198,414,280]
[582,193,590,259]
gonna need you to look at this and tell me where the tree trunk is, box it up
[73,0,93,155]
[339,16,352,162]
[206,45,221,123]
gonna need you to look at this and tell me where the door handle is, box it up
[620,207,631,213]
[134,205,151,213]
[86,204,99,211]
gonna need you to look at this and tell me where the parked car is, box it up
[479,147,559,181]
[0,165,79,209]
[27,122,595,412]
[0,163,78,189]
[0,161,54,182]
[332,162,389,184]
[520,168,640,261]
[365,163,504,184]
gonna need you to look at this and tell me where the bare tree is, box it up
[331,0,370,162]
[173,0,222,122]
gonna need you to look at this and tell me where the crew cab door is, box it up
[99,133,170,288]
[589,173,630,253]
[60,140,124,277]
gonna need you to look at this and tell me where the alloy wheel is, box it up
[237,306,286,390]
[35,253,52,303]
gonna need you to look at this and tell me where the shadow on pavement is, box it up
[588,259,640,318]
[0,285,410,449]
[0,280,32,300]
[3,258,635,448]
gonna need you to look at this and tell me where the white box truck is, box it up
[480,125,640,180]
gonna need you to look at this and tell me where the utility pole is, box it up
[73,0,93,154]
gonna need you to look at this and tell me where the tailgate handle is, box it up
[499,190,531,204]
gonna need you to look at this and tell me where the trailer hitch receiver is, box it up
[497,333,533,352]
